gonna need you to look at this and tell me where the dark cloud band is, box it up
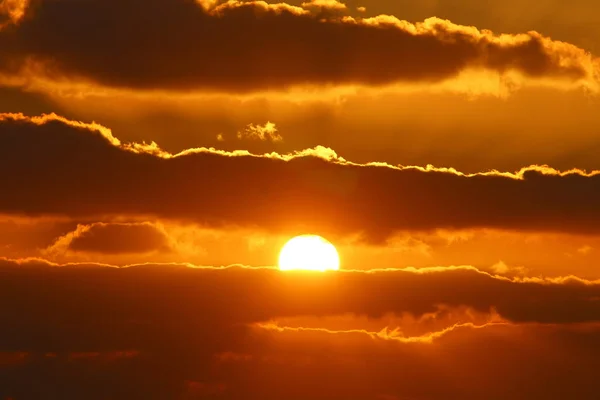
[1,258,599,399]
[0,0,596,92]
[2,114,600,239]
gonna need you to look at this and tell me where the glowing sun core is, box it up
[278,235,340,272]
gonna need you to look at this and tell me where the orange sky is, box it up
[1,1,600,399]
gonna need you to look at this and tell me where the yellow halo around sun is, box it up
[278,235,340,272]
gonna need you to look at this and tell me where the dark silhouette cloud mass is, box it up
[0,0,597,92]
[2,113,600,241]
[1,1,600,398]
[0,259,600,399]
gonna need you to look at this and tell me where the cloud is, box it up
[0,0,598,93]
[1,258,600,326]
[0,258,599,399]
[3,113,600,241]
[4,323,600,400]
[45,222,171,255]
[0,214,78,258]
[254,320,507,344]
[0,0,28,29]
[301,0,347,11]
[577,245,593,255]
[195,0,221,12]
[237,121,282,142]
[490,260,527,276]
[212,322,600,400]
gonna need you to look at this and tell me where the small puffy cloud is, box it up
[195,0,221,12]
[0,0,28,28]
[490,260,527,276]
[301,0,347,11]
[237,121,282,142]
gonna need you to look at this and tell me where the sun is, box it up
[278,235,340,272]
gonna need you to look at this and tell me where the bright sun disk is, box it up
[278,235,340,271]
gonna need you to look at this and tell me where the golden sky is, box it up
[1,1,600,399]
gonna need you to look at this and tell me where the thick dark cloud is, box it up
[211,323,600,400]
[1,259,600,399]
[2,114,600,240]
[1,258,599,346]
[3,325,600,400]
[0,0,596,92]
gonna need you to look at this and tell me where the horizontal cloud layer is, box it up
[3,322,600,400]
[2,113,600,240]
[1,258,600,333]
[0,0,598,92]
[1,258,600,399]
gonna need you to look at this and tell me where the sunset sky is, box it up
[2,0,600,399]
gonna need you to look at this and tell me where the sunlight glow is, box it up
[278,235,340,271]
